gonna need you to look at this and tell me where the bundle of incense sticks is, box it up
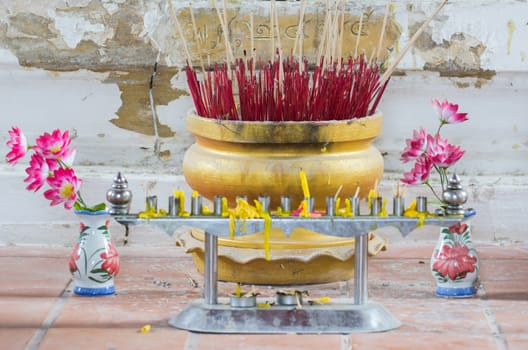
[186,52,389,122]
[171,0,448,122]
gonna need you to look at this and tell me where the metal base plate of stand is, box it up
[169,298,401,334]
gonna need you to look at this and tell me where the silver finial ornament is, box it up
[442,173,467,215]
[106,172,133,215]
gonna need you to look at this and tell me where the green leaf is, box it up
[74,202,107,212]
[74,202,84,211]
[89,275,111,283]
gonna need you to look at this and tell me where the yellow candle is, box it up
[221,197,229,217]
[173,190,186,216]
[380,198,388,217]
[300,199,310,217]
[299,170,310,198]
[344,198,352,217]
[263,212,271,261]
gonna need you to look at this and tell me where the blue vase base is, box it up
[73,285,115,296]
[435,285,476,298]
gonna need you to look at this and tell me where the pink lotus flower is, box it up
[34,129,73,161]
[401,156,432,185]
[45,147,77,172]
[44,168,82,210]
[100,243,120,276]
[399,99,468,209]
[24,153,49,192]
[6,126,104,212]
[401,128,428,163]
[5,127,27,165]
[432,98,468,124]
[426,134,465,168]
[432,243,477,280]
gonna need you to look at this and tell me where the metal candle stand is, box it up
[107,174,473,334]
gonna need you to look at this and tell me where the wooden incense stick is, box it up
[292,0,307,70]
[167,0,193,66]
[213,0,234,72]
[188,3,205,74]
[338,0,346,63]
[250,13,255,71]
[329,0,339,61]
[316,3,331,66]
[334,184,343,201]
[222,0,233,62]
[354,12,364,59]
[376,0,391,62]
[270,0,275,61]
[273,0,284,91]
[381,0,449,84]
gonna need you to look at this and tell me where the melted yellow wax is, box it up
[403,199,429,227]
[228,198,272,261]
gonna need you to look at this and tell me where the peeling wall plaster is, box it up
[1,1,526,135]
[0,1,401,137]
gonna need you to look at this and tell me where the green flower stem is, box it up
[435,121,446,136]
[76,191,88,209]
[424,181,443,203]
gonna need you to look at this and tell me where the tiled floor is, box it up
[1,241,527,350]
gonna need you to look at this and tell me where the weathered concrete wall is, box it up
[0,0,526,243]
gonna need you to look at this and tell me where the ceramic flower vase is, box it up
[430,222,479,297]
[69,210,120,296]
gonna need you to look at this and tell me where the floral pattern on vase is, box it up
[70,210,120,296]
[431,222,479,297]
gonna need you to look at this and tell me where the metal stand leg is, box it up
[354,233,368,304]
[204,232,218,305]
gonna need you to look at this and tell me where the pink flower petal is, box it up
[5,127,28,165]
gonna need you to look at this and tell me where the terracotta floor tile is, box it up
[374,242,435,259]
[382,300,491,335]
[0,255,70,297]
[39,327,188,350]
[490,305,528,334]
[0,246,69,258]
[186,333,344,350]
[479,257,528,282]
[378,241,528,260]
[503,334,528,350]
[476,243,528,259]
[54,292,187,328]
[114,254,204,300]
[0,297,58,327]
[0,329,39,350]
[0,243,526,349]
[349,332,498,350]
[482,280,528,307]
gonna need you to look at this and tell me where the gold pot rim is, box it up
[186,109,383,144]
